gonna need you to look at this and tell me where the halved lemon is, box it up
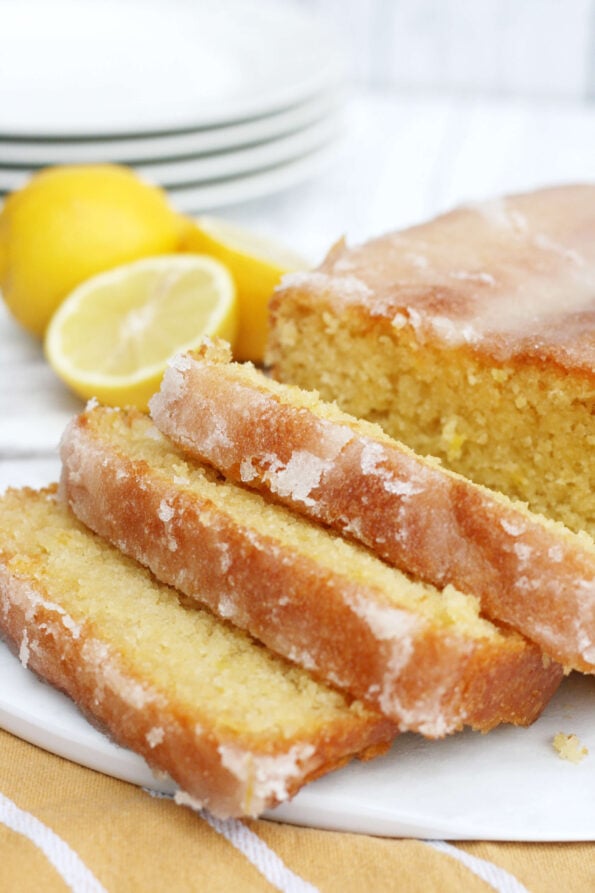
[179,215,307,363]
[45,254,237,410]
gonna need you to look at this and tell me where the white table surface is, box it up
[2,87,595,480]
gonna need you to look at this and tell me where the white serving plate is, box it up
[0,116,340,193]
[0,0,342,137]
[164,142,339,213]
[0,92,338,166]
[0,639,593,841]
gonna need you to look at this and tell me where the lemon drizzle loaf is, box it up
[266,184,595,537]
[60,405,562,736]
[0,487,396,818]
[150,341,595,673]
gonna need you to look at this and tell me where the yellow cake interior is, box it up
[0,487,373,740]
[267,305,594,538]
[84,407,517,643]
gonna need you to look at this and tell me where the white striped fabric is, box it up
[0,784,536,893]
[204,812,320,893]
[426,839,530,893]
[145,789,321,892]
[0,790,107,893]
[149,790,529,893]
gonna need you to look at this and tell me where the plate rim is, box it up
[0,0,343,138]
[0,93,341,165]
[0,115,341,193]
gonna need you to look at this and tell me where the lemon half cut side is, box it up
[45,254,237,410]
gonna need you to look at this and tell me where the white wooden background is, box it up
[301,0,595,101]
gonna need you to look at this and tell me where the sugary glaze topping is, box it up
[218,742,316,815]
[146,388,498,639]
[60,402,567,734]
[282,184,595,372]
[151,343,595,670]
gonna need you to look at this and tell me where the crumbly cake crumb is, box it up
[552,732,589,763]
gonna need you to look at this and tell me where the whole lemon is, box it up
[0,164,182,336]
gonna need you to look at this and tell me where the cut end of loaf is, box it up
[61,405,564,736]
[0,486,396,818]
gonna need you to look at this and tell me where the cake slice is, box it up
[150,340,595,673]
[266,184,595,538]
[0,487,396,818]
[60,405,562,737]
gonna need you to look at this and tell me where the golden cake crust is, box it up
[281,184,595,376]
[0,487,395,818]
[149,343,595,673]
[60,407,563,736]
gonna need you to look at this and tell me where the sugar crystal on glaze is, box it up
[174,790,205,812]
[158,499,175,524]
[146,726,165,748]
[264,450,334,506]
[218,743,316,815]
[19,630,30,668]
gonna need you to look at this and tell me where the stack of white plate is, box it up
[0,0,343,210]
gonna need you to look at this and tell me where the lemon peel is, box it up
[0,164,182,337]
[179,215,307,363]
